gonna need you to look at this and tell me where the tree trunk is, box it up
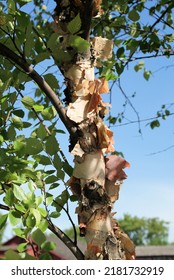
[53,0,135,260]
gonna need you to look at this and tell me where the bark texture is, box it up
[53,0,135,260]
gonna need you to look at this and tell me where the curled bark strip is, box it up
[105,155,130,182]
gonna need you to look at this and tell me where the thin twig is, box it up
[111,112,174,127]
[53,199,77,246]
[147,145,174,156]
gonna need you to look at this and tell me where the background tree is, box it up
[0,0,174,260]
[118,214,170,246]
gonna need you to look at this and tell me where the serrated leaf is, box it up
[34,155,51,165]
[62,162,73,177]
[41,106,56,120]
[0,214,8,230]
[25,138,43,155]
[11,116,23,130]
[13,228,26,238]
[67,13,81,34]
[45,175,58,184]
[21,96,35,109]
[32,228,46,247]
[45,135,59,155]
[15,202,26,213]
[13,184,27,201]
[3,188,15,206]
[26,213,36,228]
[44,74,59,90]
[9,210,21,226]
[36,124,47,139]
[30,208,41,226]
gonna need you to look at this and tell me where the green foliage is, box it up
[118,214,170,246]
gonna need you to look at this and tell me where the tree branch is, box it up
[0,204,10,211]
[47,219,84,260]
[0,42,77,137]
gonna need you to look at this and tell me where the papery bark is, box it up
[54,0,135,260]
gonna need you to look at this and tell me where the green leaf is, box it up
[34,155,51,165]
[128,10,140,21]
[32,228,46,247]
[13,184,27,201]
[5,249,21,260]
[134,61,144,72]
[32,104,44,112]
[150,120,160,129]
[44,74,59,90]
[45,135,59,156]
[0,214,8,230]
[39,253,52,260]
[45,175,58,184]
[38,219,48,232]
[18,0,32,7]
[70,195,78,202]
[69,35,90,53]
[45,193,53,206]
[17,242,27,253]
[116,47,125,59]
[9,210,21,226]
[13,228,26,238]
[165,109,170,116]
[3,188,15,206]
[41,106,56,120]
[35,196,42,206]
[36,124,47,139]
[50,211,60,218]
[62,162,73,177]
[21,96,35,109]
[47,33,59,51]
[26,213,36,228]
[143,70,152,81]
[53,154,62,169]
[15,202,26,213]
[13,109,25,118]
[11,116,23,130]
[67,13,81,34]
[30,208,41,226]
[41,241,56,251]
[25,138,43,155]
[38,207,47,217]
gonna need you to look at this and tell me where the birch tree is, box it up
[0,0,173,260]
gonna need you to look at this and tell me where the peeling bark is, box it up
[54,0,135,260]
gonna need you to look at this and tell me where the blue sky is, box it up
[109,57,174,242]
